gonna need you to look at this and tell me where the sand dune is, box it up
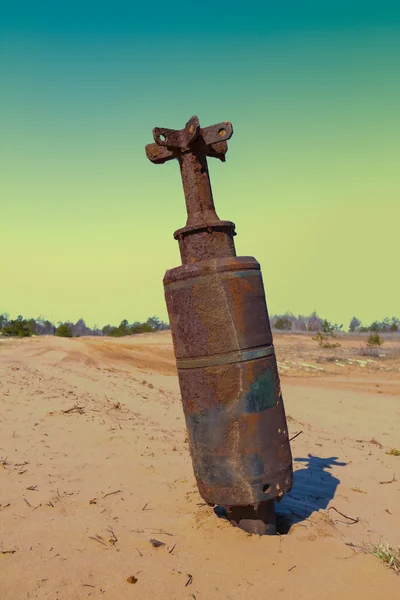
[1,332,399,599]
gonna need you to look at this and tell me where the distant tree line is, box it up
[1,311,398,339]
[0,314,169,338]
[270,311,399,333]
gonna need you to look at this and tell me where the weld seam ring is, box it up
[176,345,275,369]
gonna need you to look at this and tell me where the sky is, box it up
[1,1,399,329]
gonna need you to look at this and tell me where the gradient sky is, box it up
[1,2,399,329]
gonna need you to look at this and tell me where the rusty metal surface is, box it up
[178,354,293,506]
[146,116,293,530]
[146,116,235,263]
[164,257,273,359]
[174,222,236,265]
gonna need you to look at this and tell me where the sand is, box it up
[0,331,399,599]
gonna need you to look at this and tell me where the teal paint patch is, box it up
[242,368,277,413]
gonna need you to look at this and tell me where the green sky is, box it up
[1,3,399,328]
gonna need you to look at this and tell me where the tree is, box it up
[146,316,170,331]
[274,316,293,330]
[131,322,153,334]
[44,320,55,335]
[294,315,308,331]
[119,319,130,336]
[312,320,341,349]
[56,323,73,338]
[0,314,7,331]
[307,311,323,332]
[26,318,37,336]
[1,317,31,337]
[349,316,361,332]
[72,318,89,337]
[369,321,381,332]
[147,316,161,330]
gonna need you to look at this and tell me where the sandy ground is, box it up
[0,331,399,599]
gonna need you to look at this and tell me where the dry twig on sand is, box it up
[289,430,303,442]
[380,474,397,485]
[88,535,109,548]
[102,489,121,499]
[328,506,360,524]
[62,404,85,414]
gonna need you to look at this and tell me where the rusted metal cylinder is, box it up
[146,116,293,534]
[164,257,293,505]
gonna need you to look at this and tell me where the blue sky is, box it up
[1,2,399,328]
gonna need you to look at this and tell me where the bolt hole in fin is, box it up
[219,128,227,137]
[263,483,271,493]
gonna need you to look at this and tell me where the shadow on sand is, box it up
[276,454,347,532]
[213,454,347,534]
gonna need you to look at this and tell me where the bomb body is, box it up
[146,116,293,534]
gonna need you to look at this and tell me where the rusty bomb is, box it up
[145,116,293,535]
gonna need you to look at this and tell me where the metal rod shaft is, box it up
[178,151,220,227]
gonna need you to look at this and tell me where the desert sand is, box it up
[1,331,399,599]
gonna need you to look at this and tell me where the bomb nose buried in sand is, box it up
[145,116,293,535]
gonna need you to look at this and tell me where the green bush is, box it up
[56,323,73,338]
[131,322,153,334]
[367,333,384,347]
[312,320,341,349]
[274,316,293,330]
[1,316,31,337]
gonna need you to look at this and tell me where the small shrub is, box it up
[367,333,384,347]
[373,543,400,574]
[312,320,341,349]
[386,448,400,456]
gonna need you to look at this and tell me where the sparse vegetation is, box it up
[0,313,169,339]
[373,543,400,574]
[386,448,400,457]
[2,309,399,339]
[367,333,384,347]
[312,320,342,349]
[269,312,400,334]
[358,316,399,333]
[0,315,33,338]
[274,315,293,330]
